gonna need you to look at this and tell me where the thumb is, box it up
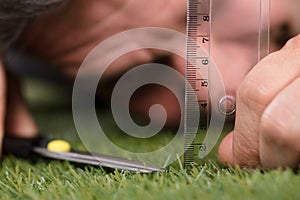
[218,131,234,166]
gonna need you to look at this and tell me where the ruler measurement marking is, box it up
[185,0,211,168]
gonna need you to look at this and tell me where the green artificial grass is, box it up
[0,79,298,200]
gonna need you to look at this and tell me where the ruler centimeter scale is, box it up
[184,0,211,167]
[184,0,270,168]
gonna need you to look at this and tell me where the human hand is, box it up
[215,0,300,169]
[0,59,37,154]
[218,34,300,169]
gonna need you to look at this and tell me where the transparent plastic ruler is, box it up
[184,0,270,167]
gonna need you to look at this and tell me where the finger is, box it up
[259,77,300,169]
[0,60,6,151]
[5,73,38,138]
[218,131,234,166]
[228,35,300,167]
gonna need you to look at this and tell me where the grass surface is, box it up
[0,79,299,200]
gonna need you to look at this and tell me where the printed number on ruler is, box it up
[184,0,211,167]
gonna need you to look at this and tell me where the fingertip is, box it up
[218,131,234,166]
